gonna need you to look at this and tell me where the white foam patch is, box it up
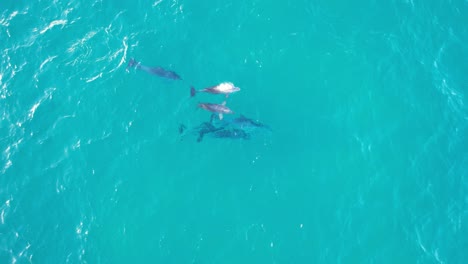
[1,84,7,99]
[85,73,102,83]
[2,145,13,173]
[39,19,68,34]
[2,139,23,174]
[28,87,55,119]
[118,36,128,68]
[0,11,18,27]
[67,30,98,53]
[39,56,58,71]
[28,102,40,119]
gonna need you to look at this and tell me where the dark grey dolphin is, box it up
[211,114,271,131]
[230,115,270,130]
[127,58,181,80]
[211,128,250,140]
[179,121,249,142]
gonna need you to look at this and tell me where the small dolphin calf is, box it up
[191,82,240,97]
[127,58,181,80]
[198,101,233,120]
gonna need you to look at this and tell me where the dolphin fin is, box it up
[221,101,226,106]
[219,113,223,120]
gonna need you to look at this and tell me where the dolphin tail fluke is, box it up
[190,86,197,97]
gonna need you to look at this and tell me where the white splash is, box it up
[28,87,55,119]
[117,36,128,69]
[72,140,81,150]
[85,73,102,83]
[76,222,83,234]
[67,30,98,53]
[0,11,18,27]
[39,55,58,71]
[153,0,163,7]
[2,140,21,173]
[39,19,68,34]
[28,102,41,119]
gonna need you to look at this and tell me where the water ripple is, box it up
[28,87,55,120]
[38,19,68,35]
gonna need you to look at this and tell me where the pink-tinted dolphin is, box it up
[190,82,240,97]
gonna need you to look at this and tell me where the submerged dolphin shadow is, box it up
[127,58,182,80]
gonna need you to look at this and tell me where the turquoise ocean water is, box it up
[1,0,467,263]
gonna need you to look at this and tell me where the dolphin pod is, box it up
[127,57,269,142]
[179,114,270,142]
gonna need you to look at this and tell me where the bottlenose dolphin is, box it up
[179,122,249,142]
[198,101,233,120]
[229,115,270,130]
[211,128,250,140]
[191,82,240,97]
[127,58,181,80]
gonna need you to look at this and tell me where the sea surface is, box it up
[1,0,467,263]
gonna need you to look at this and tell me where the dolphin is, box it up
[198,101,234,120]
[179,122,250,142]
[210,114,271,131]
[230,115,271,130]
[127,58,181,80]
[191,82,240,97]
[211,128,250,140]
